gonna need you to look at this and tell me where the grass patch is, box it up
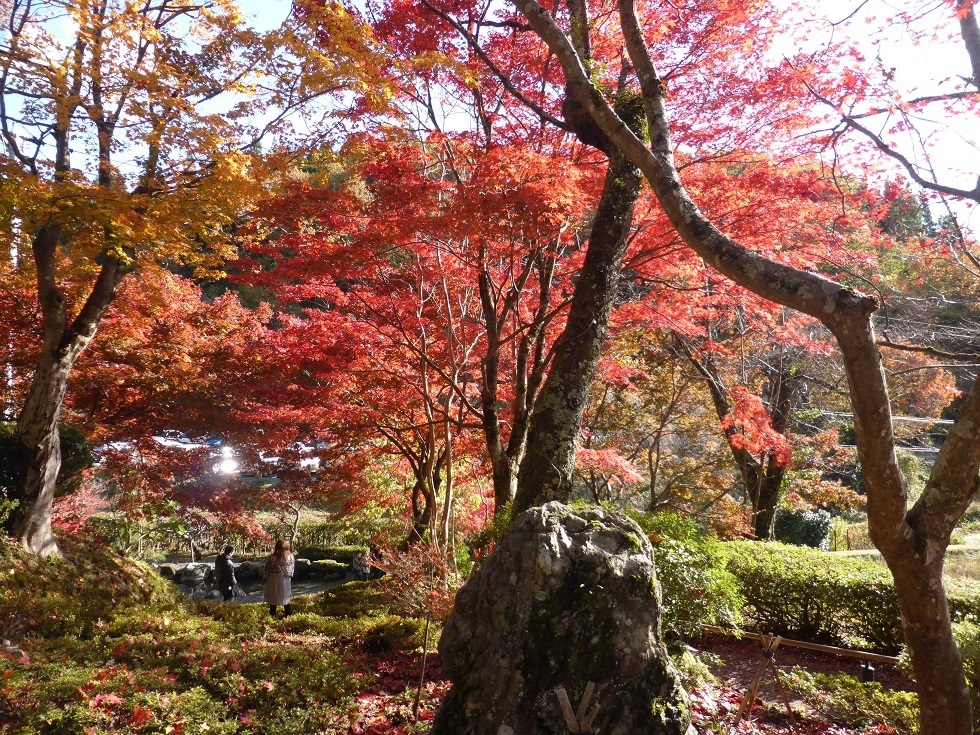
[0,533,441,735]
[783,667,918,734]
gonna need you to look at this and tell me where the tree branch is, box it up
[878,336,980,362]
[805,81,980,203]
[420,0,571,132]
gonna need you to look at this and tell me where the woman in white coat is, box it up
[264,539,295,616]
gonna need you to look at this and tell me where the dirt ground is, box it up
[693,634,913,699]
[686,634,915,734]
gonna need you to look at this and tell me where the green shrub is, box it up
[667,641,718,691]
[293,508,404,550]
[723,540,904,652]
[828,518,874,551]
[463,501,513,567]
[774,508,832,549]
[948,578,980,624]
[626,511,743,637]
[957,501,980,535]
[783,667,918,733]
[953,621,980,733]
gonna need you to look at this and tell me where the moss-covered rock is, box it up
[310,558,349,579]
[432,502,692,735]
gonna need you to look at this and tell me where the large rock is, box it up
[432,502,691,735]
[234,560,265,582]
[176,563,211,587]
[294,558,313,578]
[310,559,349,580]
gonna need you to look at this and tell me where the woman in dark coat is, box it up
[264,539,295,616]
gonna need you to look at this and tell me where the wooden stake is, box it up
[772,665,800,732]
[555,687,580,732]
[412,614,432,718]
[731,634,798,734]
[575,681,595,723]
[555,682,600,733]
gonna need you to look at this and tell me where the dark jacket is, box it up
[215,553,236,588]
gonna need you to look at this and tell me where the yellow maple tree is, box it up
[0,0,390,555]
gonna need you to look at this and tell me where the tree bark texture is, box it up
[479,270,523,512]
[6,356,67,557]
[479,234,558,514]
[512,146,642,513]
[510,1,980,730]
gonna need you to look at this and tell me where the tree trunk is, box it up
[408,478,435,546]
[5,223,125,556]
[893,553,973,733]
[487,446,519,513]
[753,471,782,539]
[478,245,552,514]
[755,359,795,539]
[5,354,69,556]
[512,145,642,513]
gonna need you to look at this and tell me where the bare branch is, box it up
[805,81,980,203]
[420,0,571,132]
[878,336,980,362]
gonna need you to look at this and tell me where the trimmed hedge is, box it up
[954,621,980,733]
[723,540,980,654]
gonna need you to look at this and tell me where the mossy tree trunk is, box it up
[513,144,642,513]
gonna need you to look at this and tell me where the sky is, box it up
[801,0,980,230]
[247,2,294,32]
[239,0,979,228]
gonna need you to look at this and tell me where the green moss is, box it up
[628,572,659,598]
[0,531,429,735]
[363,616,431,653]
[614,89,649,142]
[783,667,917,733]
[524,566,618,695]
[311,580,391,618]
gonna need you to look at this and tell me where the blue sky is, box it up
[247,2,297,31]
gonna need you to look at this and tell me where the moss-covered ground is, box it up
[0,532,926,735]
[0,536,446,735]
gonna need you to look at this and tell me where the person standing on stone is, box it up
[264,539,295,616]
[214,545,237,602]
